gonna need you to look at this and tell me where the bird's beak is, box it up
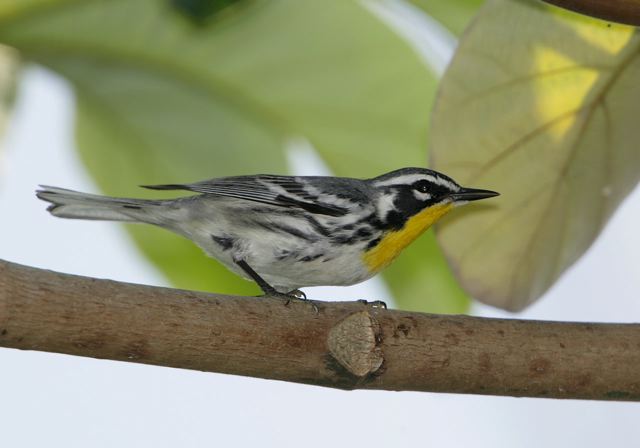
[449,187,500,202]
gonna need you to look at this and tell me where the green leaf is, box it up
[430,0,640,311]
[382,231,469,313]
[170,0,248,25]
[409,0,485,35]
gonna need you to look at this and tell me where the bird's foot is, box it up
[287,289,307,300]
[285,289,319,314]
[357,299,387,309]
[261,289,318,314]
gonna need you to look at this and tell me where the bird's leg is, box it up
[234,260,316,311]
[235,259,280,296]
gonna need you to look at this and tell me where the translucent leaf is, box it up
[0,0,468,311]
[409,0,485,35]
[430,0,640,310]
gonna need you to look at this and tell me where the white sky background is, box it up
[2,4,640,447]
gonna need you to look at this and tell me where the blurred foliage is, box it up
[0,45,20,164]
[170,0,247,25]
[431,0,640,310]
[409,0,485,35]
[0,0,474,312]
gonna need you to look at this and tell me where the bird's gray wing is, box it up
[142,175,349,217]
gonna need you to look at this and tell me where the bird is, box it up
[36,167,498,300]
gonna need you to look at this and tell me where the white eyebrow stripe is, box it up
[373,173,460,191]
[436,178,460,192]
[373,174,433,187]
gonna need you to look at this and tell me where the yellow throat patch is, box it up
[363,202,453,273]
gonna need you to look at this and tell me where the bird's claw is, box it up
[357,299,387,309]
[288,289,307,300]
[262,289,318,314]
[287,290,319,313]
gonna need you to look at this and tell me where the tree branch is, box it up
[541,0,640,26]
[1,259,639,400]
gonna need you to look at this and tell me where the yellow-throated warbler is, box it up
[36,168,498,298]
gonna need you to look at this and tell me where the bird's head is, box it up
[369,167,499,230]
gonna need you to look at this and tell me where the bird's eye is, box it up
[413,180,430,193]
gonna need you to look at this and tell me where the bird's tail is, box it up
[36,186,166,224]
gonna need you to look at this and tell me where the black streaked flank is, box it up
[331,225,378,246]
[254,221,318,242]
[356,212,385,230]
[276,249,292,261]
[300,253,323,262]
[211,235,234,251]
[366,237,382,251]
[303,215,332,237]
[122,204,142,210]
[249,207,301,217]
[331,234,357,245]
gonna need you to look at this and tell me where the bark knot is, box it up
[327,311,383,377]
